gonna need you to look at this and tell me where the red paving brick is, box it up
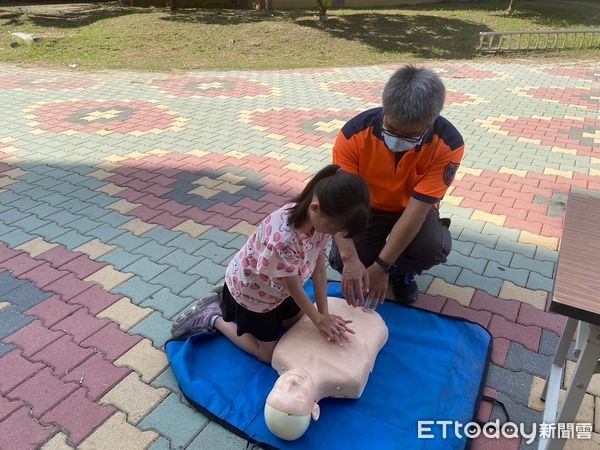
[0,350,45,395]
[442,298,492,328]
[62,353,130,401]
[0,395,21,422]
[80,322,142,362]
[491,338,511,367]
[41,388,116,446]
[7,367,78,416]
[0,245,21,263]
[30,335,95,377]
[1,254,44,277]
[59,256,106,279]
[44,274,94,301]
[2,319,64,357]
[51,308,108,343]
[517,303,567,336]
[470,291,521,322]
[471,435,521,450]
[0,406,56,450]
[19,264,68,289]
[66,285,121,315]
[488,315,541,352]
[24,295,81,327]
[37,246,81,269]
[412,293,446,313]
[477,387,497,423]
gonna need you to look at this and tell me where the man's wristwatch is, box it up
[375,257,397,276]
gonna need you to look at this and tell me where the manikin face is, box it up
[266,368,319,418]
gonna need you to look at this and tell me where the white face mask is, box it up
[383,133,423,153]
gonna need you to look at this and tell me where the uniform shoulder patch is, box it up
[444,162,460,186]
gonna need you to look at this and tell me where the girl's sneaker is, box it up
[171,292,222,338]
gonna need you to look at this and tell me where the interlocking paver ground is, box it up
[0,59,599,449]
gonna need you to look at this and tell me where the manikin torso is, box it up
[264,297,389,440]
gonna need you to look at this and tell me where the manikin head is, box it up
[264,367,320,441]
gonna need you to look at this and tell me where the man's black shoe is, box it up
[391,273,418,304]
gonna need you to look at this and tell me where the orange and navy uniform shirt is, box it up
[333,107,465,212]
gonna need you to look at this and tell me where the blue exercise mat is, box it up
[166,282,491,449]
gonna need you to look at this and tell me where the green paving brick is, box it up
[52,230,94,250]
[151,367,181,394]
[187,421,247,450]
[510,254,555,278]
[180,277,214,299]
[85,223,125,241]
[32,222,69,240]
[143,227,182,246]
[125,257,170,281]
[446,251,486,274]
[12,216,49,232]
[415,273,434,293]
[108,232,152,252]
[141,288,194,319]
[112,275,163,304]
[168,234,208,254]
[527,272,554,292]
[152,267,198,295]
[187,259,226,284]
[1,208,32,225]
[424,264,461,284]
[98,248,143,271]
[129,311,172,348]
[137,241,177,259]
[495,237,536,258]
[459,229,498,247]
[439,203,474,219]
[483,262,529,287]
[534,246,558,263]
[471,243,512,266]
[159,249,203,272]
[197,228,238,247]
[481,223,520,241]
[193,241,237,265]
[455,268,502,296]
[0,229,36,247]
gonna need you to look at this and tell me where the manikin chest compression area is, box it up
[264,297,389,440]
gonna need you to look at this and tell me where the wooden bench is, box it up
[539,193,600,449]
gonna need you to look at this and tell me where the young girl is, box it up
[171,164,370,363]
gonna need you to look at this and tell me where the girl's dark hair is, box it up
[287,164,370,238]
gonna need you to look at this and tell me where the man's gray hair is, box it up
[382,65,445,125]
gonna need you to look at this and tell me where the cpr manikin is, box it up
[264,297,389,440]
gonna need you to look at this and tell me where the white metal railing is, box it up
[477,29,600,52]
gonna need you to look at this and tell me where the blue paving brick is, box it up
[51,182,80,196]
[60,198,91,213]
[52,230,94,250]
[196,228,238,247]
[0,343,16,358]
[446,252,486,274]
[534,246,558,263]
[31,177,63,190]
[505,342,552,378]
[47,210,82,226]
[193,242,236,265]
[152,268,198,295]
[223,235,247,251]
[471,243,513,266]
[0,208,31,225]
[129,311,172,348]
[141,288,194,319]
[4,283,53,313]
[98,248,143,271]
[10,197,42,212]
[483,263,529,287]
[455,268,502,296]
[0,272,26,296]
[108,232,151,252]
[182,196,218,211]
[12,216,50,233]
[45,167,71,179]
[0,229,37,247]
[32,223,68,240]
[77,177,105,190]
[27,164,54,174]
[159,249,203,272]
[510,254,555,278]
[486,364,533,406]
[9,181,38,194]
[481,222,521,241]
[458,229,498,247]
[142,227,182,246]
[151,367,181,394]
[20,173,47,184]
[440,203,474,219]
[28,204,61,219]
[85,223,124,242]
[78,204,113,220]
[167,234,207,254]
[188,421,247,450]
[187,260,226,284]
[112,276,163,304]
[180,277,213,299]
[424,264,461,284]
[125,257,169,282]
[67,217,100,234]
[27,187,58,201]
[495,237,537,258]
[136,241,177,260]
[69,166,96,176]
[0,191,25,205]
[87,193,119,208]
[139,393,209,449]
[0,306,34,339]
[148,437,171,450]
[526,272,554,292]
[95,211,134,227]
[0,223,16,237]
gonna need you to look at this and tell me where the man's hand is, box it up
[316,313,354,345]
[341,257,369,307]
[365,264,388,310]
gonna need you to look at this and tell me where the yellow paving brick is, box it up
[97,298,153,331]
[228,221,257,238]
[591,157,600,165]
[454,172,465,181]
[457,167,483,176]
[517,137,541,145]
[125,151,148,160]
[217,173,245,184]
[443,195,463,206]
[41,432,71,450]
[173,220,211,238]
[85,266,133,290]
[114,339,169,383]
[518,230,559,251]
[87,169,113,180]
[0,302,9,311]
[187,149,209,158]
[2,156,23,164]
[188,185,219,198]
[499,281,548,310]
[100,373,169,424]
[265,133,285,140]
[103,154,127,163]
[264,151,286,160]
[529,376,595,423]
[79,411,158,450]
[499,167,527,177]
[96,182,126,196]
[589,168,600,177]
[73,239,116,260]
[471,210,507,227]
[551,146,578,155]
[3,168,27,178]
[284,162,309,173]
[119,218,156,236]
[224,150,248,159]
[192,176,221,188]
[107,199,139,214]
[427,278,474,307]
[15,237,58,258]
[215,181,243,194]
[565,433,600,450]
[564,360,600,397]
[0,177,17,188]
[0,137,16,144]
[148,149,170,156]
[283,143,306,151]
[544,167,574,179]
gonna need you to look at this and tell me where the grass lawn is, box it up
[0,0,599,71]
